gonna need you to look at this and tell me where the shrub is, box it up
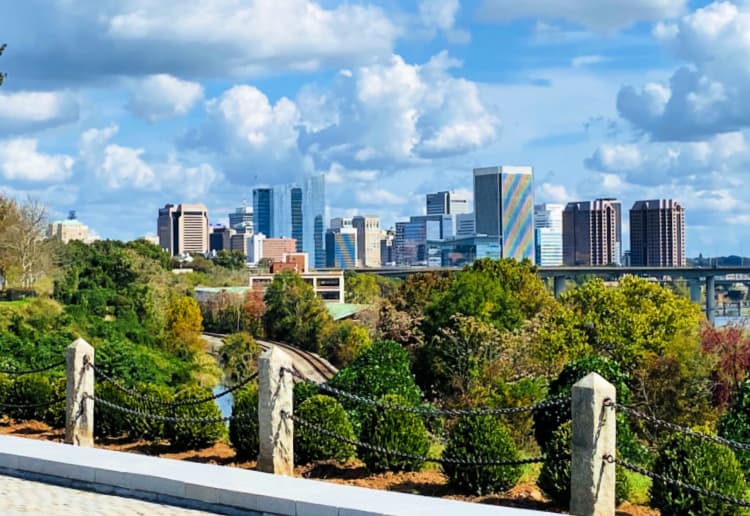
[443,415,521,495]
[651,433,746,515]
[538,422,631,508]
[167,385,226,450]
[533,356,630,450]
[359,394,430,472]
[294,380,319,408]
[0,373,12,413]
[94,382,131,438]
[7,374,53,421]
[719,379,750,480]
[328,340,422,433]
[323,321,371,368]
[127,383,174,441]
[229,383,259,460]
[44,376,66,428]
[295,395,356,464]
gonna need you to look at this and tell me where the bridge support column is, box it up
[553,276,566,298]
[706,276,716,324]
[689,279,702,303]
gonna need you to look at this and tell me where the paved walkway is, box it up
[0,474,219,515]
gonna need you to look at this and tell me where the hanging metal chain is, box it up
[613,402,750,452]
[89,362,258,407]
[607,455,750,508]
[0,396,66,409]
[285,411,547,467]
[86,394,255,424]
[0,359,66,376]
[282,367,568,417]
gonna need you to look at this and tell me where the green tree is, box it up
[219,332,260,385]
[323,320,371,368]
[344,272,380,304]
[263,270,332,353]
[214,250,246,270]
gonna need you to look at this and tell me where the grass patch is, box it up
[624,469,651,505]
[0,299,31,308]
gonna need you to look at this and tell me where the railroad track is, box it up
[202,332,337,383]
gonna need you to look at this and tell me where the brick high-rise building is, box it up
[563,199,621,266]
[629,199,686,267]
[158,203,209,256]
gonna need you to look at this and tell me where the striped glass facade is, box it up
[325,229,358,268]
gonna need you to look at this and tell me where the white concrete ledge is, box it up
[0,435,554,515]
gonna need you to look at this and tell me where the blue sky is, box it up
[0,0,748,256]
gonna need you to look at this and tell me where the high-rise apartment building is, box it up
[252,188,272,237]
[426,191,470,216]
[562,199,621,266]
[629,199,686,267]
[157,203,209,256]
[229,205,253,233]
[352,216,381,267]
[326,227,358,268]
[473,166,534,262]
[534,203,564,266]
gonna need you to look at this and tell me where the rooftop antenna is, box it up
[68,210,76,220]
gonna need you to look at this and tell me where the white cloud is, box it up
[0,91,79,135]
[571,55,607,68]
[478,0,686,31]
[419,0,459,31]
[618,2,750,140]
[128,74,203,122]
[0,138,74,182]
[537,183,571,203]
[355,188,407,206]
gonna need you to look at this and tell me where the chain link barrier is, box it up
[282,367,569,417]
[0,396,66,409]
[607,455,750,509]
[89,362,258,407]
[86,394,256,424]
[0,359,66,376]
[285,411,548,467]
[613,401,750,452]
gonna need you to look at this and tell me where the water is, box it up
[213,385,233,419]
[714,316,750,328]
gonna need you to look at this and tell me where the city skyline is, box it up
[1,1,745,256]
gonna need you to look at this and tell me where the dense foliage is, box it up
[219,332,260,385]
[294,395,356,464]
[718,379,750,479]
[443,415,521,495]
[359,394,430,472]
[167,386,226,450]
[229,383,259,460]
[322,320,371,368]
[263,270,332,353]
[651,433,747,515]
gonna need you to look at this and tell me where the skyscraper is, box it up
[229,204,253,233]
[629,199,686,266]
[455,213,476,237]
[426,191,470,216]
[291,186,303,252]
[326,227,358,268]
[157,203,209,256]
[534,203,564,266]
[352,215,381,267]
[272,184,293,239]
[303,175,326,269]
[473,166,534,262]
[252,188,272,237]
[562,199,621,266]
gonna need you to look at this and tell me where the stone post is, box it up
[257,346,294,475]
[571,372,616,516]
[64,338,94,447]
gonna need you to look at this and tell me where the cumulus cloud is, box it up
[477,0,685,31]
[584,131,749,186]
[618,2,750,140]
[128,74,203,122]
[571,55,607,68]
[0,138,74,182]
[0,91,79,135]
[537,183,571,204]
[418,0,469,43]
[79,125,219,198]
[3,0,397,86]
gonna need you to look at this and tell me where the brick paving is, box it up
[0,474,220,515]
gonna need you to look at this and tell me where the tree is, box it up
[214,250,246,270]
[165,296,203,354]
[0,197,52,288]
[702,322,750,407]
[219,332,260,385]
[344,272,380,304]
[323,320,371,367]
[263,270,332,353]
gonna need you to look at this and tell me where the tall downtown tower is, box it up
[629,199,686,267]
[473,166,534,262]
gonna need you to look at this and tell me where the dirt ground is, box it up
[0,419,658,515]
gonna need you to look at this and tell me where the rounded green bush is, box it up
[719,379,750,480]
[7,374,53,421]
[127,383,174,441]
[533,356,630,450]
[651,433,747,515]
[167,385,226,450]
[94,382,131,438]
[538,422,631,508]
[44,376,66,428]
[0,373,12,414]
[295,395,356,464]
[359,394,430,472]
[443,415,521,495]
[229,383,259,460]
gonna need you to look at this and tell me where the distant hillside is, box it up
[689,255,750,266]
